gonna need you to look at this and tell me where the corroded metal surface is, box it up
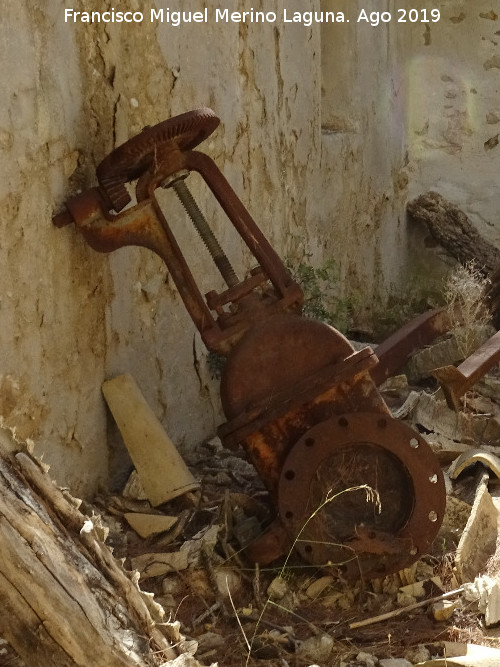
[97,108,220,211]
[52,109,303,355]
[433,328,500,410]
[53,109,448,578]
[277,413,445,579]
[372,307,451,385]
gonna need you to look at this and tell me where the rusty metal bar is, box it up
[371,307,451,385]
[432,329,500,410]
[52,110,448,579]
[185,150,295,297]
[58,188,221,345]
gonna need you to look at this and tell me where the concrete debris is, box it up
[91,348,500,666]
[406,326,492,382]
[413,642,500,666]
[399,390,500,456]
[391,389,421,419]
[456,473,498,583]
[124,512,178,538]
[476,375,500,402]
[122,470,148,501]
[464,575,500,627]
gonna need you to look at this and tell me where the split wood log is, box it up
[407,191,500,274]
[407,191,500,326]
[0,444,178,667]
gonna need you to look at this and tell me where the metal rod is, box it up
[433,328,500,410]
[172,178,239,288]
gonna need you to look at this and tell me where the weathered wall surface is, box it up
[1,0,495,495]
[407,1,500,278]
[318,0,412,328]
[0,0,327,495]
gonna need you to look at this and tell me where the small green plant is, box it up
[286,256,356,333]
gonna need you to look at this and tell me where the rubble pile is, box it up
[89,350,500,666]
[5,330,500,666]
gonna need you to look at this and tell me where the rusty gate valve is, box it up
[53,109,446,580]
[53,108,303,355]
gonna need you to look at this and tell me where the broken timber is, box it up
[407,191,500,274]
[407,191,500,326]
[0,443,177,667]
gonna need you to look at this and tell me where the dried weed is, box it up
[444,260,492,357]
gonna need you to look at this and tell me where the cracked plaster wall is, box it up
[407,1,500,281]
[1,0,496,495]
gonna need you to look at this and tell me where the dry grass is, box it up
[444,260,492,357]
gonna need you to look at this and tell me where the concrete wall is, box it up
[318,0,411,329]
[407,1,500,271]
[0,0,497,495]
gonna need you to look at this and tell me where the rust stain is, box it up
[54,109,447,579]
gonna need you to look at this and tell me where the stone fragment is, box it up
[305,576,334,599]
[464,575,500,627]
[399,580,426,599]
[215,569,242,599]
[130,550,189,579]
[185,569,212,599]
[399,577,444,602]
[355,651,377,667]
[380,374,408,393]
[159,654,203,667]
[162,577,182,595]
[181,524,220,566]
[379,660,412,667]
[267,576,289,600]
[412,642,500,666]
[196,632,225,653]
[124,512,178,538]
[405,645,431,663]
[297,634,334,663]
[155,594,176,609]
[397,592,417,607]
[456,474,498,583]
[432,599,459,621]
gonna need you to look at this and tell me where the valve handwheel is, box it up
[96,108,220,212]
